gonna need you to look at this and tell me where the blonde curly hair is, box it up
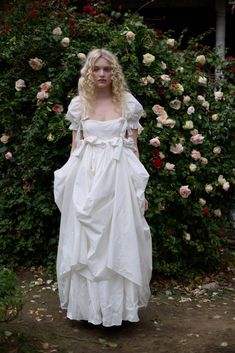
[78,48,128,112]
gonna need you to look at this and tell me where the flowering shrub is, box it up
[0,0,234,276]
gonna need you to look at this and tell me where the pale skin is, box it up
[71,56,148,211]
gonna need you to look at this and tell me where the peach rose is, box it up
[211,114,219,121]
[5,151,12,159]
[213,146,221,154]
[183,95,191,105]
[200,157,208,165]
[29,57,43,70]
[152,104,165,115]
[164,118,176,128]
[214,209,221,217]
[1,134,9,144]
[179,185,191,198]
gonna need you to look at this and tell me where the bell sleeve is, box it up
[125,92,144,132]
[65,96,83,131]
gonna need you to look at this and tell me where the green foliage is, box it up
[0,268,22,322]
[0,0,234,277]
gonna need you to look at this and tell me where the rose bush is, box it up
[0,0,234,277]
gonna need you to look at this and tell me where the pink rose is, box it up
[187,106,195,115]
[179,185,191,198]
[5,151,12,159]
[223,182,230,191]
[183,95,191,105]
[157,115,168,124]
[199,198,206,206]
[164,119,176,128]
[29,57,43,70]
[150,137,160,147]
[36,91,49,100]
[52,104,64,113]
[52,26,62,36]
[190,134,205,145]
[40,81,51,92]
[160,74,171,82]
[1,134,9,144]
[126,31,135,40]
[191,150,201,160]
[15,79,26,91]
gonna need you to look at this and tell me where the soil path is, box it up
[0,268,235,353]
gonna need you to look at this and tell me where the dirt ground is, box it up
[0,267,235,353]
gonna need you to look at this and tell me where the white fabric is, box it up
[54,92,152,327]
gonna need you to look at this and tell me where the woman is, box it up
[54,48,152,327]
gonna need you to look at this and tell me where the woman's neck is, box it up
[94,87,113,99]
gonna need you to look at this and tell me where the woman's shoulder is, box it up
[66,95,83,121]
[124,91,144,119]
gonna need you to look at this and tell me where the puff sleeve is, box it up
[65,96,83,131]
[125,92,144,131]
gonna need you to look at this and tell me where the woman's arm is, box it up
[131,128,148,212]
[131,129,140,159]
[71,130,84,154]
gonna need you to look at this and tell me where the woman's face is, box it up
[93,57,112,89]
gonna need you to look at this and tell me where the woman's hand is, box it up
[144,198,149,212]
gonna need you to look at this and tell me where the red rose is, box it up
[152,157,161,169]
[203,207,210,217]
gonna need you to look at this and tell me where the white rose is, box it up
[218,175,226,185]
[214,91,224,101]
[159,152,165,159]
[187,106,195,115]
[214,209,221,217]
[199,198,206,206]
[15,79,26,91]
[77,52,86,61]
[205,184,213,193]
[195,55,206,66]
[200,157,208,165]
[202,101,210,110]
[197,95,205,103]
[0,134,9,144]
[143,53,155,65]
[211,114,219,121]
[223,182,230,191]
[165,162,175,171]
[170,143,184,154]
[198,76,207,85]
[160,61,167,70]
[61,37,70,47]
[189,163,197,172]
[213,146,221,154]
[183,120,194,129]
[166,38,175,47]
[146,75,155,84]
[183,232,191,241]
[176,66,184,73]
[169,98,181,110]
[52,26,62,36]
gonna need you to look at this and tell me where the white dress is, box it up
[54,92,152,327]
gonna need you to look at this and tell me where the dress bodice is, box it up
[81,117,126,140]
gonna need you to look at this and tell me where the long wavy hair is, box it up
[78,48,128,113]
